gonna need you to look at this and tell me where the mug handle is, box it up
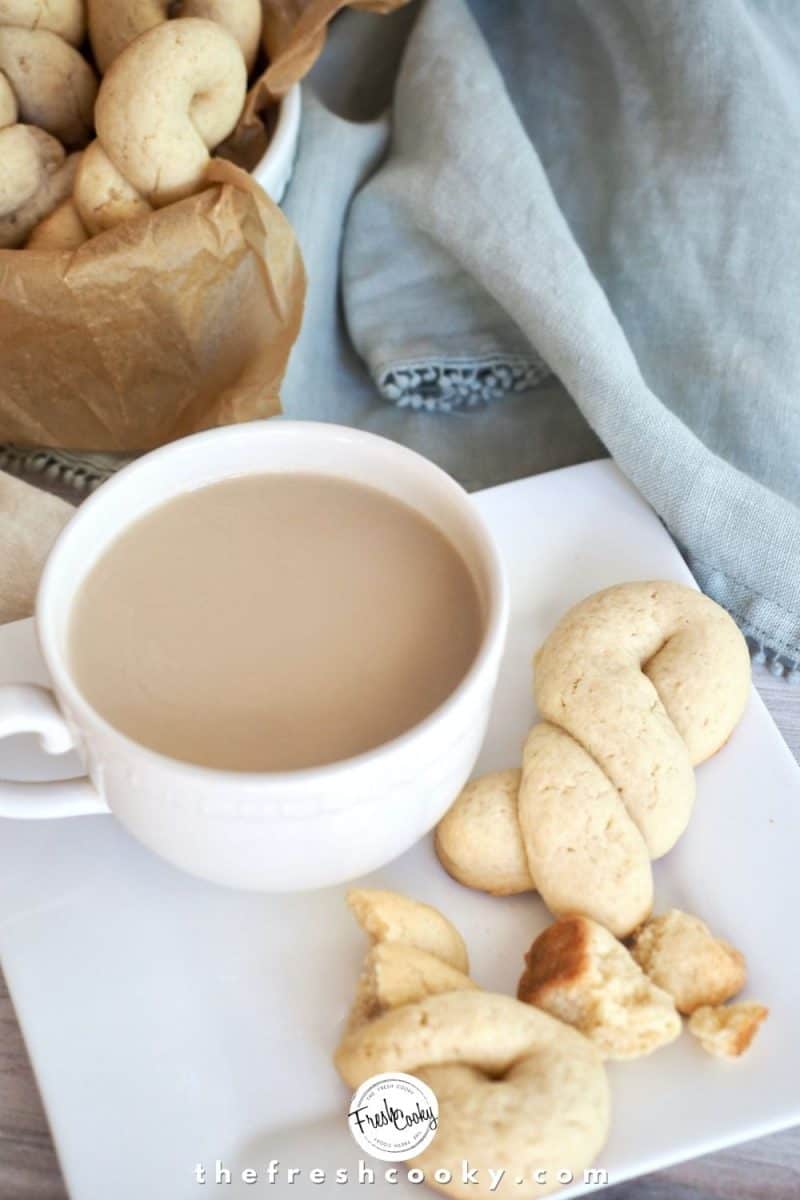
[0,684,108,818]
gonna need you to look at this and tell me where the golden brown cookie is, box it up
[436,581,750,937]
[0,26,97,146]
[346,887,469,974]
[77,17,247,231]
[88,0,262,73]
[434,769,532,896]
[335,891,610,1199]
[27,197,88,249]
[688,1002,768,1058]
[518,916,681,1060]
[630,909,746,1014]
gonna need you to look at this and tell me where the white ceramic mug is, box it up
[0,422,508,891]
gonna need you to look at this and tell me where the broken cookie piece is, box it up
[688,1002,768,1058]
[630,908,745,1014]
[518,915,681,1060]
[346,941,476,1032]
[346,887,469,973]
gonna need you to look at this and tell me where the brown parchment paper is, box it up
[262,0,410,97]
[230,0,411,162]
[0,0,410,451]
[0,163,305,450]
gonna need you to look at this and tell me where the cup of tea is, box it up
[0,422,508,891]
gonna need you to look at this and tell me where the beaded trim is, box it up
[747,637,800,683]
[378,352,552,412]
[0,445,117,494]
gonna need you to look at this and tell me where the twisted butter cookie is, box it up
[437,581,750,937]
[335,889,609,1199]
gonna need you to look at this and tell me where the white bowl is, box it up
[250,84,302,204]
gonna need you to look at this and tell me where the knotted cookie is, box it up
[335,889,609,1199]
[436,581,750,937]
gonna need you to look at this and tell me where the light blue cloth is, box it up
[282,0,800,672]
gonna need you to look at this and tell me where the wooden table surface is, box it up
[0,665,798,1200]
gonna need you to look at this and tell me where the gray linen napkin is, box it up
[334,0,800,672]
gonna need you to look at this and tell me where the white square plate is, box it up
[0,460,797,1200]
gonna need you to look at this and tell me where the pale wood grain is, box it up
[0,973,67,1199]
[0,665,796,1199]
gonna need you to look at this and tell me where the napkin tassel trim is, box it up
[747,637,800,683]
[378,352,551,412]
[0,445,110,493]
